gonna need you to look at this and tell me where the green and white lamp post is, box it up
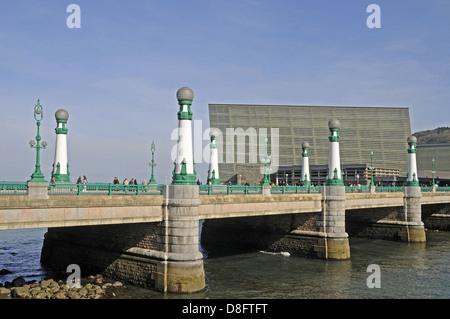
[207,134,221,185]
[370,148,375,186]
[301,141,311,187]
[149,140,157,184]
[172,87,197,185]
[28,99,48,183]
[406,135,419,187]
[51,109,71,183]
[326,119,344,186]
[261,135,271,186]
[432,156,436,187]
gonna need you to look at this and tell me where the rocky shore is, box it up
[0,274,126,299]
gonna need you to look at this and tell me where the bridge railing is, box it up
[1,182,449,197]
[199,184,262,195]
[421,186,450,192]
[0,182,28,195]
[375,186,404,192]
[48,183,163,195]
[271,185,322,194]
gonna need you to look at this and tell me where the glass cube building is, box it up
[417,144,450,184]
[208,104,412,184]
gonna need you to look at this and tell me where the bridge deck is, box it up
[0,192,449,230]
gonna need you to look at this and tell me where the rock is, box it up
[49,285,60,294]
[0,269,12,275]
[35,291,50,299]
[59,284,70,291]
[112,281,123,288]
[102,283,112,289]
[0,287,10,295]
[95,287,104,295]
[29,287,42,297]
[67,290,80,299]
[40,279,53,288]
[54,292,67,299]
[11,286,31,299]
[12,276,26,287]
[79,287,88,296]
[94,274,104,283]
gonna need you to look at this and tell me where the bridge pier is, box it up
[396,136,426,242]
[313,119,350,259]
[398,186,426,242]
[314,186,350,259]
[154,184,205,293]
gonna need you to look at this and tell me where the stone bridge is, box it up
[1,189,449,230]
[1,186,449,294]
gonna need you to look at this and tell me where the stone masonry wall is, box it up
[41,223,160,288]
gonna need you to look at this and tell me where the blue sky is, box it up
[0,0,449,183]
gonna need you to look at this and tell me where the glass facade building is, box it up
[209,104,411,183]
[417,144,450,184]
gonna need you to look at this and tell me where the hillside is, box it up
[413,127,450,145]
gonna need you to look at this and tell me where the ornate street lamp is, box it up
[149,140,157,184]
[28,99,48,183]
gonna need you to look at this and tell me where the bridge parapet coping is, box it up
[0,194,163,210]
[199,193,321,204]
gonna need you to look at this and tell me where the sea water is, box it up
[0,228,449,299]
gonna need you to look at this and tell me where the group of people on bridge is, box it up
[113,177,148,186]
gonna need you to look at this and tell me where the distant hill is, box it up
[413,127,450,145]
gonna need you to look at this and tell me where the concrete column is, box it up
[52,109,70,183]
[154,86,205,293]
[315,186,350,259]
[301,141,311,187]
[315,119,350,259]
[155,184,205,293]
[406,136,419,186]
[173,87,196,185]
[327,119,344,186]
[399,136,426,242]
[207,135,220,185]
